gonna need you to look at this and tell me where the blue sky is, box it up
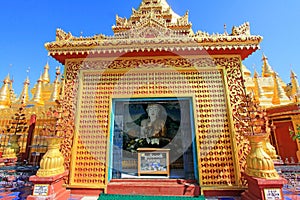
[1,0,299,95]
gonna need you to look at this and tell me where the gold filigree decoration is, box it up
[61,56,249,187]
[60,60,82,173]
[56,28,73,41]
[81,57,216,70]
[231,22,251,36]
[216,57,250,186]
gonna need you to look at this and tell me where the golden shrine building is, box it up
[0,0,299,198]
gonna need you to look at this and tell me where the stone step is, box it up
[106,179,200,197]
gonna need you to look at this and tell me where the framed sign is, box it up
[263,188,282,200]
[138,148,170,176]
[33,184,49,196]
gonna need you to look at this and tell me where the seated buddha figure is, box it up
[140,104,168,145]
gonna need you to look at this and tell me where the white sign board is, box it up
[264,188,282,200]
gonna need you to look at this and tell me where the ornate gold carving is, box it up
[217,56,250,185]
[46,32,262,57]
[56,28,73,41]
[236,93,279,179]
[231,22,251,36]
[60,61,81,172]
[177,11,189,26]
[112,0,192,35]
[80,57,216,70]
[116,15,128,26]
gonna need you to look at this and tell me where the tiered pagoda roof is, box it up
[0,63,62,109]
[45,0,262,64]
[243,54,299,107]
[113,0,191,34]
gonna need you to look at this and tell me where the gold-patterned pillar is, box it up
[217,56,250,186]
[60,60,81,178]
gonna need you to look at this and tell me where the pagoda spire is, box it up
[9,77,17,103]
[253,71,269,106]
[31,75,44,106]
[49,66,61,103]
[113,0,191,35]
[272,72,290,105]
[253,71,262,103]
[16,76,30,105]
[261,54,274,78]
[41,62,50,84]
[0,74,12,109]
[290,70,300,102]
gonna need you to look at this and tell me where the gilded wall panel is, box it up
[61,56,247,188]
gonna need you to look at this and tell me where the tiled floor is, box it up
[283,190,300,200]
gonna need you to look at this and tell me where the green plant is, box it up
[289,124,300,141]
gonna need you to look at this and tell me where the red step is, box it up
[106,179,200,197]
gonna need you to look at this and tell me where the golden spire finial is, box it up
[272,72,290,105]
[261,53,274,77]
[253,71,260,103]
[253,70,259,78]
[291,70,297,79]
[224,24,228,35]
[242,64,251,77]
[41,62,50,84]
[31,75,44,106]
[3,74,11,83]
[253,70,268,104]
[49,66,61,103]
[16,76,30,105]
[0,74,12,109]
[9,75,17,103]
[290,70,300,102]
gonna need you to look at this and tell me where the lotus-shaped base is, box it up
[245,134,279,179]
[36,136,65,177]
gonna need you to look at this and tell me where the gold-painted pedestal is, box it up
[245,134,279,179]
[28,136,70,200]
[242,134,287,200]
[36,136,65,177]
